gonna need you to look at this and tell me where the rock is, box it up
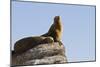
[12,42,67,66]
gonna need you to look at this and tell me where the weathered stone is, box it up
[12,42,67,66]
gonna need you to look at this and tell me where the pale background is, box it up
[12,1,95,62]
[0,0,99,67]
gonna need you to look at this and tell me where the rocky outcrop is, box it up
[12,42,67,66]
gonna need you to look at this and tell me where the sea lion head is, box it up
[54,16,61,23]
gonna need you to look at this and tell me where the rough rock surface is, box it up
[12,42,67,66]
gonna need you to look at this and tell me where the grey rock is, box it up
[12,42,67,66]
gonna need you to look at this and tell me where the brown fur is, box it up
[41,16,63,42]
[12,36,54,55]
[12,16,63,55]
